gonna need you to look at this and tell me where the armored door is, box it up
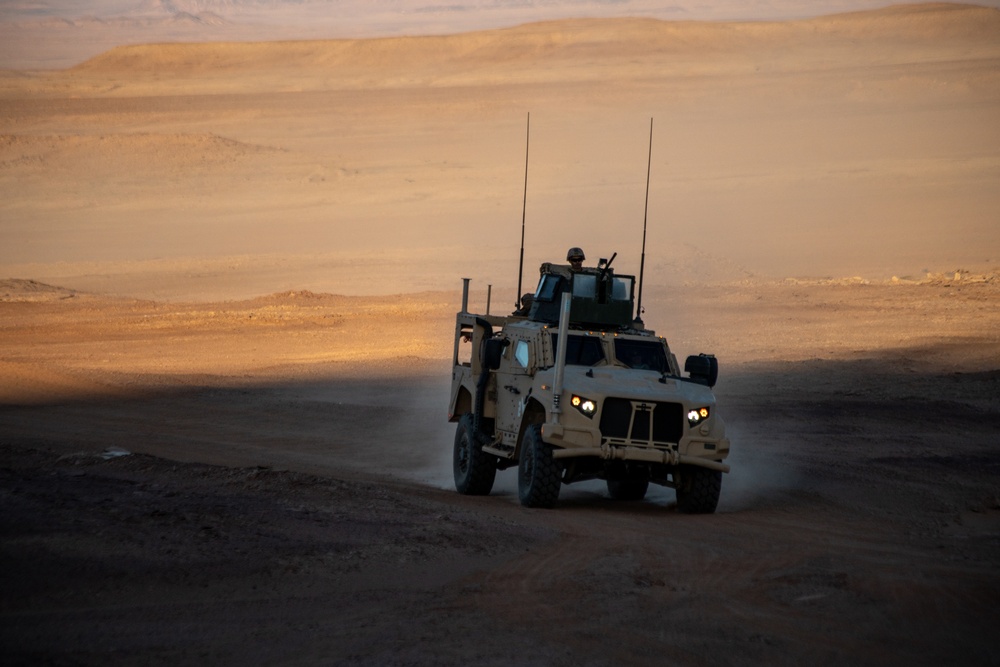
[494,337,534,443]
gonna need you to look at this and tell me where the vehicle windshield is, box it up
[550,333,606,367]
[613,338,669,373]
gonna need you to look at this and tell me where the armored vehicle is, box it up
[448,257,730,512]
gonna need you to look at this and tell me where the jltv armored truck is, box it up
[448,258,730,513]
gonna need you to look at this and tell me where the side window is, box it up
[611,277,632,301]
[534,275,562,302]
[457,327,473,366]
[514,340,530,369]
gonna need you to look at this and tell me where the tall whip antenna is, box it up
[516,112,530,310]
[635,117,653,327]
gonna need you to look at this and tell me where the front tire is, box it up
[518,424,561,508]
[453,413,496,495]
[675,464,721,514]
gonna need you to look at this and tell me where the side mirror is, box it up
[684,353,719,388]
[482,338,508,371]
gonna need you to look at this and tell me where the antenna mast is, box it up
[515,112,530,311]
[635,117,653,327]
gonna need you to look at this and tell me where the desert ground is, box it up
[2,3,1000,665]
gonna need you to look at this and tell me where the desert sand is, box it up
[2,3,999,665]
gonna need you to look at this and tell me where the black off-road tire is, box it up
[607,478,649,501]
[675,464,722,514]
[453,413,496,495]
[517,424,561,508]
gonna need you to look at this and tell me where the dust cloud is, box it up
[716,431,805,513]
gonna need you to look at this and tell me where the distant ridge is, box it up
[71,4,1000,74]
[0,279,78,302]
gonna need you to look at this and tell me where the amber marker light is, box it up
[571,394,597,418]
[687,406,711,426]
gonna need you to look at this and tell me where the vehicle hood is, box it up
[540,365,717,406]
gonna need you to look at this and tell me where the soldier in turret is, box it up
[567,247,585,271]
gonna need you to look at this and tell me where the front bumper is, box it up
[541,422,731,473]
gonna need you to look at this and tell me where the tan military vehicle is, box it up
[448,257,731,512]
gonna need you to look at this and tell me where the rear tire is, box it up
[453,413,496,495]
[607,478,649,501]
[517,424,561,508]
[675,464,721,514]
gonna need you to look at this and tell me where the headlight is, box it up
[687,406,710,427]
[571,394,597,418]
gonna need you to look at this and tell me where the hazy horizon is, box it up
[5,1,1000,69]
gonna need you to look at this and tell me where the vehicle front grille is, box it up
[600,398,683,445]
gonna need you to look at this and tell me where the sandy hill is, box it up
[70,4,1000,76]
